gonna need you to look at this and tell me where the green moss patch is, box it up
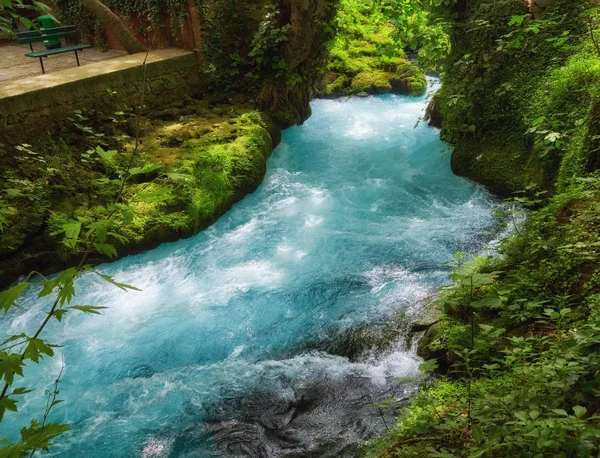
[0,103,279,287]
[317,0,426,98]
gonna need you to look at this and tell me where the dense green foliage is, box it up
[364,1,600,456]
[0,102,277,287]
[318,0,428,97]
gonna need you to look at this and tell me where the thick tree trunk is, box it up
[81,0,146,54]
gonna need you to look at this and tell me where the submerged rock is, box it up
[198,371,415,457]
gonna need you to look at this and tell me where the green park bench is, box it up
[16,26,92,75]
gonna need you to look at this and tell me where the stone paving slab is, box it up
[0,48,194,99]
[0,42,127,84]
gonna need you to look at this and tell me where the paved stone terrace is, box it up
[0,42,127,84]
[0,48,194,100]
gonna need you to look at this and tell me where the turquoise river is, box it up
[4,81,500,457]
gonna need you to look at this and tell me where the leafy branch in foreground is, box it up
[0,1,54,35]
[0,53,160,456]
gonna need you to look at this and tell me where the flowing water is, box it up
[3,82,500,457]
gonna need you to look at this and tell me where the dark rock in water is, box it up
[424,94,443,128]
[197,370,415,457]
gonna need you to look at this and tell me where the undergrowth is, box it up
[363,1,600,456]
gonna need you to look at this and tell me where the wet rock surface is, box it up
[197,368,415,457]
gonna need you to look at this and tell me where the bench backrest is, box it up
[16,26,78,45]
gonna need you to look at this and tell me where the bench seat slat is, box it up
[26,44,92,58]
[17,26,79,44]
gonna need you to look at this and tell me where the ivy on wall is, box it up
[53,0,188,47]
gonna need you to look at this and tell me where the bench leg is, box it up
[75,50,80,67]
[39,57,45,74]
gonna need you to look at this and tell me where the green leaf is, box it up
[69,305,108,315]
[94,272,141,292]
[418,359,439,373]
[471,297,503,309]
[129,163,162,176]
[514,411,528,423]
[552,409,569,416]
[11,387,32,396]
[38,277,61,299]
[23,338,54,364]
[0,281,30,314]
[165,172,189,181]
[95,146,118,167]
[472,424,484,443]
[53,309,68,322]
[573,405,587,418]
[55,268,78,305]
[86,219,114,244]
[52,219,83,249]
[18,420,71,452]
[0,352,25,385]
[107,203,134,223]
[0,397,18,421]
[93,242,118,258]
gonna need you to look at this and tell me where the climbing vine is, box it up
[53,0,188,46]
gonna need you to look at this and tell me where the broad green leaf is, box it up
[23,338,54,363]
[472,424,484,443]
[18,420,71,452]
[94,242,118,258]
[86,219,114,244]
[38,277,61,299]
[53,309,68,322]
[0,333,27,347]
[471,297,503,309]
[11,387,31,395]
[418,359,439,373]
[0,352,25,385]
[0,282,30,314]
[52,220,83,249]
[0,397,18,421]
[56,268,78,305]
[108,203,134,223]
[573,405,587,418]
[95,146,118,167]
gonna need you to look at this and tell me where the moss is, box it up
[451,134,541,196]
[0,105,280,288]
[317,0,427,99]
[351,71,393,94]
[436,0,588,197]
[321,72,349,98]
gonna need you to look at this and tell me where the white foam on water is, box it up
[3,84,501,457]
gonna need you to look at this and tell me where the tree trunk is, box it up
[81,0,146,54]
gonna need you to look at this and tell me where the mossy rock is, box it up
[351,71,393,94]
[320,72,349,98]
[0,106,281,289]
[348,62,427,97]
[450,135,547,197]
[390,61,427,96]
[416,321,454,374]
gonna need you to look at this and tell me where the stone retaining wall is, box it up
[0,49,205,146]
